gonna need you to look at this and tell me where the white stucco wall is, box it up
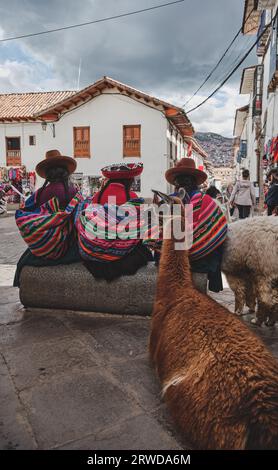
[263,2,278,143]
[0,93,172,198]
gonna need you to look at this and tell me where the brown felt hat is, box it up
[165,158,207,185]
[36,149,77,179]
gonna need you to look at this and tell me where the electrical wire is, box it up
[0,0,185,43]
[182,6,255,108]
[185,10,278,115]
[191,34,254,103]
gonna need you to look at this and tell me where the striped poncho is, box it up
[189,191,227,260]
[15,192,82,259]
[75,198,157,263]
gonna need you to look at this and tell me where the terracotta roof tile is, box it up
[0,91,76,121]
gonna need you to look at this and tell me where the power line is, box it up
[192,35,254,104]
[0,0,185,43]
[185,10,277,115]
[182,7,255,109]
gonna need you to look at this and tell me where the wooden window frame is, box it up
[73,126,91,158]
[29,135,36,146]
[6,136,21,166]
[123,125,141,158]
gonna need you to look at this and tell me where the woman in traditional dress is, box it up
[14,150,81,286]
[77,162,153,281]
[165,158,228,292]
[35,149,78,208]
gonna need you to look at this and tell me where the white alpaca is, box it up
[222,216,278,326]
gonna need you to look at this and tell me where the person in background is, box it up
[253,182,260,205]
[226,183,233,199]
[206,185,230,221]
[35,150,78,208]
[0,184,10,216]
[265,166,278,216]
[229,169,256,219]
[206,185,221,200]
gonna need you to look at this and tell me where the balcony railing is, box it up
[252,65,263,117]
[257,11,270,56]
[6,149,21,166]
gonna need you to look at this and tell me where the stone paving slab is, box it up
[0,355,37,450]
[0,315,72,350]
[0,216,25,265]
[57,414,182,451]
[2,336,98,392]
[19,369,142,449]
[1,216,278,450]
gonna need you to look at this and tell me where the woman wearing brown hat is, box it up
[165,158,228,293]
[13,150,80,287]
[35,149,78,208]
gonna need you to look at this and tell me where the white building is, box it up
[211,166,236,190]
[233,0,278,197]
[0,77,207,199]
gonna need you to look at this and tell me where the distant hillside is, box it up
[195,132,234,167]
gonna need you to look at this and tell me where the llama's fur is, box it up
[150,212,278,450]
[222,216,278,325]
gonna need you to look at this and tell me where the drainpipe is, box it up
[255,118,265,212]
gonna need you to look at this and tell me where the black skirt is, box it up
[84,243,153,282]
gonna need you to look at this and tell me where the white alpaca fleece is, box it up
[222,216,278,276]
[222,216,278,322]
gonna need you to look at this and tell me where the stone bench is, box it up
[19,262,207,316]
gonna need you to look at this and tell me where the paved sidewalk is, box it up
[0,288,186,450]
[0,216,278,450]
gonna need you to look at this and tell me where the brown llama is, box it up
[149,202,278,450]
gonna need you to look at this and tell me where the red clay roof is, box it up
[0,77,195,138]
[0,91,76,122]
[35,76,195,137]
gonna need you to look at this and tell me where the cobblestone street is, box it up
[0,214,277,450]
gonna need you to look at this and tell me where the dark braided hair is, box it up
[174,174,198,194]
[96,178,133,204]
[36,166,70,207]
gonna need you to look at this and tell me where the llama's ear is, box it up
[178,188,186,200]
[178,188,190,204]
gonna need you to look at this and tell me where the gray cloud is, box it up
[0,0,255,135]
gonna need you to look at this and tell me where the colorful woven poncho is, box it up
[75,198,157,263]
[15,192,82,259]
[152,191,228,262]
[189,191,227,260]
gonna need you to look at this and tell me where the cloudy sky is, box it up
[0,0,255,136]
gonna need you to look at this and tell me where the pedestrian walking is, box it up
[229,169,256,219]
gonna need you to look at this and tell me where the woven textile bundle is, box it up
[189,192,228,260]
[75,198,158,263]
[15,192,82,259]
